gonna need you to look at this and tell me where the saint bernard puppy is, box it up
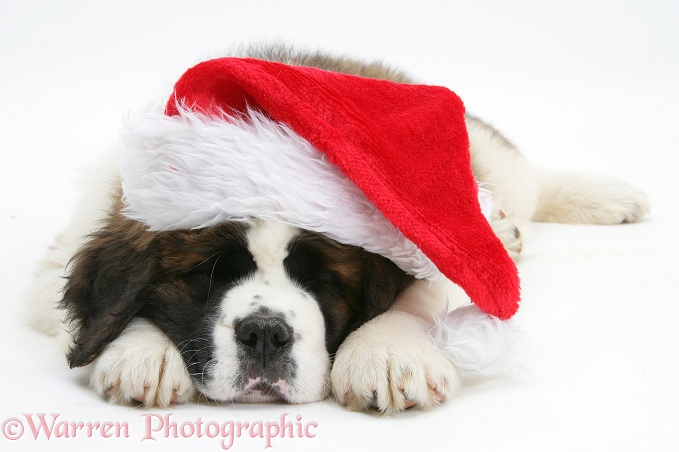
[27,45,650,414]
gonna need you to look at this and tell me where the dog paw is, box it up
[331,311,458,414]
[594,186,651,224]
[89,318,196,407]
[491,210,523,259]
[533,172,651,225]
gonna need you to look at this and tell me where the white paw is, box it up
[331,311,458,414]
[490,211,523,259]
[534,172,651,225]
[594,185,651,224]
[89,318,196,407]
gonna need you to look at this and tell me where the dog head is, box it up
[63,211,413,403]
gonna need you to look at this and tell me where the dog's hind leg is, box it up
[532,170,650,225]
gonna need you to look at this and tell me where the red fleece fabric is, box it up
[165,58,520,319]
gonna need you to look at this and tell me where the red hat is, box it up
[119,57,520,319]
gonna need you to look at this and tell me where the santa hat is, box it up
[119,57,520,320]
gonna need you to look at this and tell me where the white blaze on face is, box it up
[201,220,331,403]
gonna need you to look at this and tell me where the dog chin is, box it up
[203,387,287,404]
[199,377,327,404]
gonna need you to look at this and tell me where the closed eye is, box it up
[182,248,257,301]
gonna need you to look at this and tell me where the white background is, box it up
[1,1,678,451]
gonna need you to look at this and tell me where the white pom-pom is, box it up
[430,304,527,375]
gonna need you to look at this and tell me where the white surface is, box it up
[1,1,677,451]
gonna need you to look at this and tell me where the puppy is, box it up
[27,45,650,413]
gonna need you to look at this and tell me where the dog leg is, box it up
[89,318,196,407]
[331,279,461,414]
[533,170,650,224]
[23,232,74,354]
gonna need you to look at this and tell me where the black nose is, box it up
[235,314,293,365]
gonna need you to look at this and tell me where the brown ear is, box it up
[362,254,414,320]
[61,215,157,368]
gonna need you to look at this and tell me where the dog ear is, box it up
[61,214,157,368]
[362,255,415,319]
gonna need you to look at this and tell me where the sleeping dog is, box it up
[27,45,650,413]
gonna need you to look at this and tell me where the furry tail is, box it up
[532,170,650,224]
